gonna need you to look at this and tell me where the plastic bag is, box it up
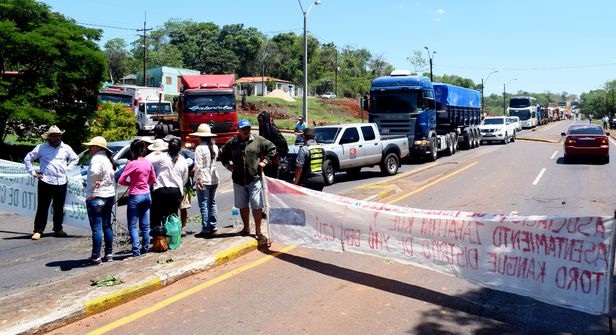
[164,213,182,250]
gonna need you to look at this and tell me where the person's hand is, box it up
[197,179,204,190]
[258,161,267,169]
[34,173,42,180]
[94,180,102,189]
[226,164,234,172]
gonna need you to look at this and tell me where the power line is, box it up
[77,22,140,31]
[438,62,616,71]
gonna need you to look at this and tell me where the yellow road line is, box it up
[386,162,478,204]
[85,245,296,335]
[356,161,442,189]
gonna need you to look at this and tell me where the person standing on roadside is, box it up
[294,116,307,144]
[24,125,79,240]
[118,140,156,256]
[149,138,188,228]
[294,128,325,191]
[220,119,276,241]
[83,136,117,265]
[189,124,220,237]
[163,135,196,237]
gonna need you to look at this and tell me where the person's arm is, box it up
[23,145,41,178]
[117,161,133,186]
[260,138,277,168]
[294,147,306,184]
[65,145,79,170]
[148,162,157,185]
[220,139,234,171]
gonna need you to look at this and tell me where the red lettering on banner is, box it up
[584,242,609,268]
[486,252,546,283]
[555,266,604,295]
[402,237,414,257]
[368,224,390,251]
[342,228,361,247]
[389,215,415,233]
[314,217,335,241]
[421,240,478,269]
[419,218,483,245]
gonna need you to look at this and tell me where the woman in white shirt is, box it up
[83,136,116,265]
[189,124,219,237]
[149,137,188,229]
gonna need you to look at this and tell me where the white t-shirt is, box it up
[148,152,188,194]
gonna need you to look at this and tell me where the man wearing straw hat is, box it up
[24,125,79,240]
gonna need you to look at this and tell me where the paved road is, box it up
[49,119,616,335]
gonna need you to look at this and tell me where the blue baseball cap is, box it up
[238,119,252,128]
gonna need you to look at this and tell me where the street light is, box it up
[503,78,517,114]
[424,46,436,81]
[481,70,498,113]
[298,0,321,124]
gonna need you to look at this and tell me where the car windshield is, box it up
[99,93,132,107]
[568,126,604,135]
[482,118,504,125]
[185,94,235,112]
[314,127,341,144]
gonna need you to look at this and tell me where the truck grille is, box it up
[188,122,233,134]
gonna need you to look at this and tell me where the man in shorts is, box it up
[220,119,276,240]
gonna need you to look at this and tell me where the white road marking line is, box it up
[532,168,546,186]
[550,150,558,160]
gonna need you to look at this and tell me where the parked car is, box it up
[508,116,522,131]
[281,123,409,185]
[561,124,610,164]
[321,92,336,99]
[479,116,516,144]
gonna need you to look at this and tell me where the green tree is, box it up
[104,38,130,83]
[407,50,427,74]
[0,0,106,148]
[90,102,137,141]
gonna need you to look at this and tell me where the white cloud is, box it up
[436,8,445,15]
[433,18,441,22]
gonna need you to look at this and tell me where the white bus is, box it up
[507,96,538,128]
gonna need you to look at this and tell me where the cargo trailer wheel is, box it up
[462,130,471,150]
[380,152,399,176]
[445,135,455,156]
[427,137,438,161]
[322,159,335,185]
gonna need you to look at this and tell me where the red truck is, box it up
[156,74,238,149]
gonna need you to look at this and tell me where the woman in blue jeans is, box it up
[118,140,156,256]
[83,136,117,265]
[189,124,219,237]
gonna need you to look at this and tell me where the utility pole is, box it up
[137,13,152,86]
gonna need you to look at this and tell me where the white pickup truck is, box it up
[479,116,517,144]
[285,123,409,185]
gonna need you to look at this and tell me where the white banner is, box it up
[266,177,615,315]
[0,159,89,229]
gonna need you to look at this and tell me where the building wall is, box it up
[137,67,200,95]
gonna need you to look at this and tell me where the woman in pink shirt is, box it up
[118,140,156,256]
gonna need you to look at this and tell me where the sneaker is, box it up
[103,254,114,262]
[53,230,68,237]
[88,257,102,266]
[31,232,41,240]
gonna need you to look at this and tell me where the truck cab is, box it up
[136,100,174,133]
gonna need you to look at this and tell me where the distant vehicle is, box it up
[508,96,538,128]
[508,116,522,131]
[479,116,516,144]
[561,124,610,164]
[136,100,174,134]
[321,92,336,99]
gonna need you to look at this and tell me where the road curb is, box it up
[6,239,259,335]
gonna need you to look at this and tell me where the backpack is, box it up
[258,111,288,157]
[164,213,182,250]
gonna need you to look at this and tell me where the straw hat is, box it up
[82,136,111,153]
[189,124,217,137]
[41,125,65,139]
[138,136,155,144]
[147,138,169,152]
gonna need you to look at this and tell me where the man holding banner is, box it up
[23,125,79,240]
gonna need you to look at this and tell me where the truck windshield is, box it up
[509,110,531,120]
[371,91,419,114]
[509,98,532,108]
[145,103,172,115]
[99,93,132,107]
[314,127,340,144]
[185,95,235,112]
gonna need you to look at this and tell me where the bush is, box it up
[90,102,137,141]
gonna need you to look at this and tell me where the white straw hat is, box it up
[82,136,111,153]
[147,138,169,151]
[189,124,217,137]
[41,125,65,139]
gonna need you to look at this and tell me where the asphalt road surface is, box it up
[48,119,616,335]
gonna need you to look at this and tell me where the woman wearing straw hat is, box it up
[189,124,219,237]
[83,136,117,265]
[24,125,79,240]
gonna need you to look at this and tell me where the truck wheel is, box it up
[445,135,455,156]
[322,159,335,185]
[380,153,399,175]
[427,137,438,161]
[462,130,471,150]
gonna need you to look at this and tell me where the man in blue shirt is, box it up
[24,126,79,240]
[294,116,307,144]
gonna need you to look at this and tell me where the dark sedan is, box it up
[561,124,610,164]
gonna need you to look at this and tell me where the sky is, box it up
[40,0,616,98]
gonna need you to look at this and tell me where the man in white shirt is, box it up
[23,126,79,240]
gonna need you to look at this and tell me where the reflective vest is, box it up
[306,144,324,173]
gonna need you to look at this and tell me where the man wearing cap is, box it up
[24,125,79,240]
[220,119,276,240]
[294,127,325,191]
[294,116,307,145]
